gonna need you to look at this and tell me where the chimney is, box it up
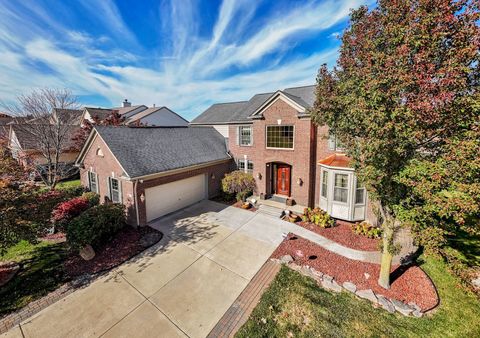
[153,104,156,108]
[122,99,131,108]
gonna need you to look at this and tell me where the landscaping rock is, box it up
[356,289,378,304]
[279,255,294,264]
[342,281,357,293]
[311,268,323,280]
[301,265,316,279]
[323,274,333,283]
[364,272,371,280]
[79,244,95,261]
[391,299,414,316]
[412,309,423,318]
[471,276,480,288]
[321,278,342,293]
[139,232,162,248]
[0,262,20,287]
[377,295,395,313]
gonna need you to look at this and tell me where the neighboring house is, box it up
[192,85,375,223]
[81,100,188,127]
[75,126,232,225]
[51,108,84,125]
[8,124,80,167]
[125,106,189,126]
[0,112,13,139]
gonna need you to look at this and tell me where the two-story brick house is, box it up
[192,85,372,223]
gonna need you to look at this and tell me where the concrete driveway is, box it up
[6,201,282,338]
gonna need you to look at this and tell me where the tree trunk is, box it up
[378,218,395,289]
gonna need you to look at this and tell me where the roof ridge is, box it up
[284,84,316,90]
[211,100,248,105]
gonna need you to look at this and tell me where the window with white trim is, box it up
[355,180,365,204]
[333,173,348,203]
[238,126,252,146]
[109,177,121,203]
[321,171,328,198]
[88,171,98,193]
[237,159,254,174]
[266,125,294,149]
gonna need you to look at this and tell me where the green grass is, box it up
[0,240,69,317]
[448,230,480,267]
[236,257,480,338]
[55,179,81,190]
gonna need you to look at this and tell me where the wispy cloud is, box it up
[0,0,370,119]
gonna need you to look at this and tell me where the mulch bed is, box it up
[296,220,381,251]
[64,226,162,278]
[272,233,438,311]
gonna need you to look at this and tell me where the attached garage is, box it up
[145,174,207,222]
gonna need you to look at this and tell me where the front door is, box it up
[276,165,291,196]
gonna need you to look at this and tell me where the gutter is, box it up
[133,179,140,226]
[126,158,232,182]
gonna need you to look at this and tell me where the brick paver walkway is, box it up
[207,260,281,338]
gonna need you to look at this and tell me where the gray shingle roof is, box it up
[94,126,230,178]
[192,84,315,124]
[191,101,248,124]
[126,106,189,126]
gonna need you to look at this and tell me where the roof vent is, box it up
[123,99,131,108]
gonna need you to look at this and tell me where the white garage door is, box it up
[145,174,206,222]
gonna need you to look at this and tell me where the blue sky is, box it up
[0,0,371,120]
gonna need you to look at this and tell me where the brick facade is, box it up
[80,134,233,226]
[228,98,336,207]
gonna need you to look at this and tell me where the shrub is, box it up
[81,192,100,207]
[302,208,334,228]
[51,197,90,228]
[352,221,382,239]
[65,204,126,250]
[221,171,256,202]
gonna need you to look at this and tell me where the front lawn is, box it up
[56,179,81,190]
[0,240,68,316]
[237,257,480,337]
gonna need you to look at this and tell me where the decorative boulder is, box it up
[377,295,395,313]
[79,244,96,261]
[279,255,294,264]
[321,278,342,292]
[356,289,378,304]
[342,281,357,293]
[391,299,414,316]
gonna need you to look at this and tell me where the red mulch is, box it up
[296,220,381,252]
[64,226,162,278]
[232,201,257,212]
[273,233,438,311]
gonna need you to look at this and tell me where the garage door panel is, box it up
[146,174,206,222]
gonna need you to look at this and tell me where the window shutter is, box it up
[106,177,111,201]
[328,134,336,150]
[118,180,123,203]
[95,173,99,193]
[87,172,91,191]
[235,126,239,145]
[250,126,253,146]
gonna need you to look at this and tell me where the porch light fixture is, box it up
[297,178,303,186]
[257,173,262,180]
[211,173,215,180]
[140,193,145,203]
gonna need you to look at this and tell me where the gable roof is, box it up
[10,124,80,150]
[192,84,315,124]
[78,126,230,178]
[84,107,116,121]
[111,105,148,116]
[52,108,83,125]
[126,106,189,126]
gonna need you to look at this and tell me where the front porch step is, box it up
[257,204,284,218]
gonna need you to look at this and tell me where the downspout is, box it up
[133,179,140,227]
